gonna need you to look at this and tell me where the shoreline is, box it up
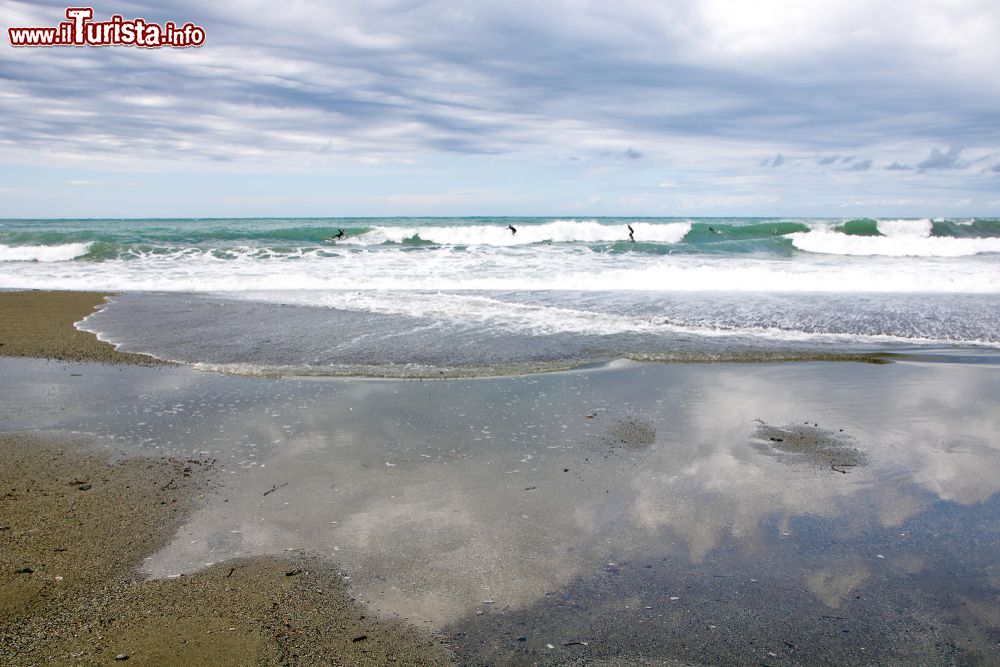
[3,289,999,664]
[0,291,161,365]
[1,291,452,663]
[0,290,891,379]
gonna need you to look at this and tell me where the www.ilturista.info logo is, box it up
[8,8,205,48]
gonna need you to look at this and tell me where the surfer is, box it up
[507,224,517,235]
[627,224,635,243]
[331,228,345,241]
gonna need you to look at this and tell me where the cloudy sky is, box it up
[2,0,998,217]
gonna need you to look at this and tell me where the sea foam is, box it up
[0,242,92,262]
[790,229,1000,257]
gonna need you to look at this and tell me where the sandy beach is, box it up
[0,291,452,665]
[0,292,159,365]
[3,290,1000,665]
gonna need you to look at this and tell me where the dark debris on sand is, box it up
[751,421,869,471]
[595,416,657,455]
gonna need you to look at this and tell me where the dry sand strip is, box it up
[0,434,453,666]
[0,291,159,364]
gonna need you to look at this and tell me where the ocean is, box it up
[2,216,999,376]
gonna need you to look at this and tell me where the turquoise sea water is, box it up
[2,216,1000,263]
[2,216,999,374]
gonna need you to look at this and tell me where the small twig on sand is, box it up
[263,482,289,497]
[226,567,236,578]
[830,464,856,474]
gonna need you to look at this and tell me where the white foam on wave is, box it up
[2,242,998,293]
[790,229,1000,257]
[353,220,692,246]
[0,242,91,262]
[222,289,1000,349]
[876,218,932,238]
[259,290,660,336]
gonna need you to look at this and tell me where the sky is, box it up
[1,0,999,218]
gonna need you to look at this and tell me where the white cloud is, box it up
[0,0,998,214]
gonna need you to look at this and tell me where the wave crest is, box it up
[0,242,92,262]
[790,230,1000,257]
[354,220,692,246]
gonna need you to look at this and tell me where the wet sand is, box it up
[0,291,159,364]
[3,290,1000,665]
[0,291,452,665]
[0,434,452,665]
